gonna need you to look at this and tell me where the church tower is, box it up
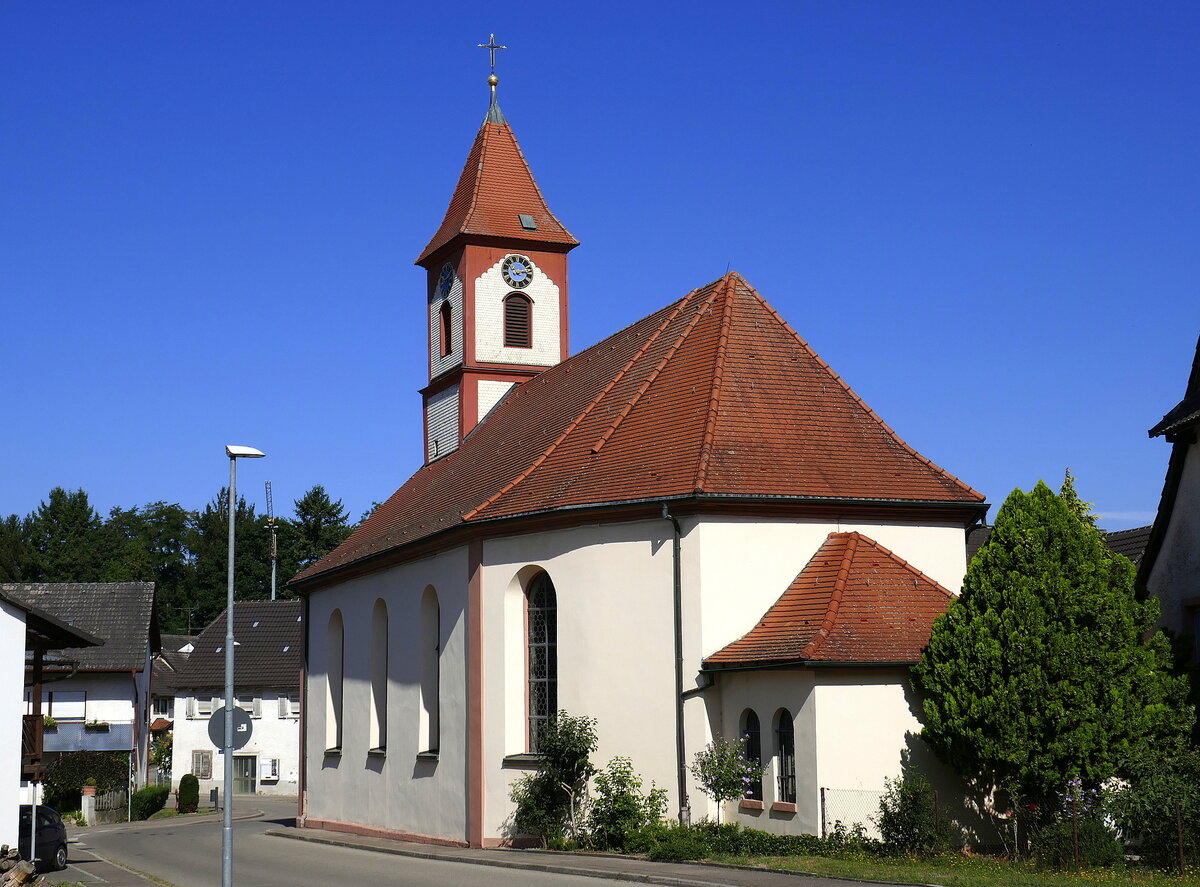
[415,69,578,463]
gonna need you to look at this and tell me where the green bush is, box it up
[1107,739,1200,868]
[509,712,598,844]
[587,757,667,851]
[130,784,170,821]
[646,825,710,861]
[877,772,949,854]
[1033,819,1123,869]
[177,774,199,813]
[43,751,129,812]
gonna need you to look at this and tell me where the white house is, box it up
[1140,333,1200,665]
[0,587,100,847]
[171,600,302,797]
[5,583,159,796]
[287,85,988,848]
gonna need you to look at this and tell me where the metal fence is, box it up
[94,788,129,824]
[820,787,885,840]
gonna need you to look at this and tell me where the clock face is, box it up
[502,255,533,289]
[437,264,455,297]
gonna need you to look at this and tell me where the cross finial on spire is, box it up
[478,34,508,123]
[478,34,507,75]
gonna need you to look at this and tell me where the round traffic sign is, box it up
[208,705,253,750]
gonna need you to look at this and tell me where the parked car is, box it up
[17,805,68,871]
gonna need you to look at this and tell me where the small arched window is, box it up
[527,572,557,752]
[326,610,344,752]
[504,293,532,348]
[741,709,762,801]
[419,586,440,754]
[775,709,796,804]
[369,600,388,752]
[439,301,453,356]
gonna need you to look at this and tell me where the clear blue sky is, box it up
[3,2,1197,530]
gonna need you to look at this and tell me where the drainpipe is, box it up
[298,592,309,826]
[662,504,690,825]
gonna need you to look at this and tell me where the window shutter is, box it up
[278,695,288,718]
[187,697,196,719]
[252,697,262,718]
[504,295,532,347]
[192,750,212,779]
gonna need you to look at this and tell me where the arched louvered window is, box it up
[504,293,532,348]
[369,600,388,752]
[420,586,440,753]
[527,572,557,752]
[439,301,453,356]
[741,709,763,801]
[776,709,796,803]
[326,610,344,751]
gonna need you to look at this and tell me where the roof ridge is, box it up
[692,274,738,492]
[747,287,985,502]
[464,289,703,520]
[800,532,857,659]
[459,123,492,239]
[590,282,723,456]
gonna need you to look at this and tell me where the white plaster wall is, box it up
[813,671,919,792]
[429,266,464,379]
[474,256,561,366]
[1146,438,1200,642]
[482,520,678,839]
[426,384,459,461]
[30,672,136,725]
[305,547,469,841]
[1,600,25,847]
[172,690,300,796]
[478,380,516,423]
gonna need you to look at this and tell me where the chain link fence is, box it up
[820,787,885,840]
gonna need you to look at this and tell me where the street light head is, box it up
[225,445,266,459]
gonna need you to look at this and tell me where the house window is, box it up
[776,709,796,804]
[504,293,532,348]
[196,696,214,718]
[236,695,261,718]
[191,750,212,780]
[370,599,388,752]
[420,587,440,754]
[527,572,557,753]
[326,609,344,751]
[439,302,453,356]
[152,696,174,719]
[49,691,85,723]
[278,694,301,718]
[741,709,763,801]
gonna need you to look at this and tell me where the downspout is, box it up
[298,592,310,826]
[662,504,690,825]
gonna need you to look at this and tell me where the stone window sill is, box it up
[416,750,439,762]
[771,801,797,814]
[502,753,543,770]
[367,747,387,758]
[738,798,765,811]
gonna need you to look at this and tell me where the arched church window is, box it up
[326,610,344,752]
[439,301,453,357]
[741,709,763,801]
[775,709,796,804]
[504,293,532,348]
[420,586,440,753]
[369,600,388,752]
[527,572,557,753]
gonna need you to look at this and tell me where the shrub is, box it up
[177,774,199,813]
[646,825,710,861]
[509,712,597,844]
[877,772,948,854]
[1033,819,1123,869]
[1107,739,1200,867]
[43,751,129,812]
[131,784,170,821]
[588,757,667,851]
[690,736,765,825]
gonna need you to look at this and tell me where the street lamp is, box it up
[223,445,264,887]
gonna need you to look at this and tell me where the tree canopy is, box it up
[912,475,1193,808]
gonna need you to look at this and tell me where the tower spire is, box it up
[478,34,508,124]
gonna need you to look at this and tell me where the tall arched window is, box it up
[504,293,532,348]
[741,709,762,801]
[775,709,796,804]
[527,572,557,753]
[419,586,440,753]
[326,610,344,752]
[369,600,388,752]
[439,301,453,356]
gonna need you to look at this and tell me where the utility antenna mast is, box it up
[265,481,278,600]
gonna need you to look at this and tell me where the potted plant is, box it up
[82,778,97,797]
[84,720,110,732]
[42,716,57,732]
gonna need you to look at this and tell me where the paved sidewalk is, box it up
[266,825,899,887]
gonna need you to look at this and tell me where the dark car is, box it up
[17,805,68,871]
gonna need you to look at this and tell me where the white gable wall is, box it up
[1,599,25,847]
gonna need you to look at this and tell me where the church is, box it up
[289,70,988,848]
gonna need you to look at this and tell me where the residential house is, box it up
[0,587,99,846]
[4,582,159,790]
[147,634,194,785]
[171,600,302,797]
[288,85,989,847]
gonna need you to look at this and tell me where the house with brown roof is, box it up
[170,601,302,797]
[289,81,988,846]
[1140,333,1200,666]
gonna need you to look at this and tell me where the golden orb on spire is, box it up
[488,74,499,86]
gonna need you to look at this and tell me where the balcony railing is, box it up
[42,721,135,753]
[22,714,44,763]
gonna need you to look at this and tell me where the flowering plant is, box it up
[690,735,766,825]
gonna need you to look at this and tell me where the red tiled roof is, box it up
[416,119,578,264]
[294,273,983,586]
[704,532,954,667]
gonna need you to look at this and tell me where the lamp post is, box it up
[223,445,264,887]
